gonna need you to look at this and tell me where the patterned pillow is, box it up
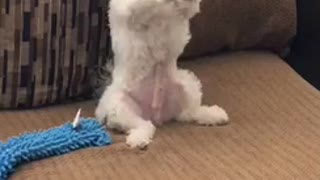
[0,0,112,109]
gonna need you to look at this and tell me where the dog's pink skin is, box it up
[126,63,185,125]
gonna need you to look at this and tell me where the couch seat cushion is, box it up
[1,51,320,180]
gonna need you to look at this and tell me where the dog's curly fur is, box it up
[95,0,229,148]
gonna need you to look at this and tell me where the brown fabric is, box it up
[0,0,110,109]
[183,0,297,58]
[1,51,320,179]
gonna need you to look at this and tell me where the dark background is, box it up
[287,0,320,90]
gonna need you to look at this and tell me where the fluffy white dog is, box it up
[95,0,229,148]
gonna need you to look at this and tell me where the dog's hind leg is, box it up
[175,69,229,125]
[95,89,156,148]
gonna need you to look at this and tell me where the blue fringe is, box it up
[0,118,111,180]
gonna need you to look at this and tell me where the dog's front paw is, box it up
[195,105,229,126]
[126,128,152,149]
[95,107,107,125]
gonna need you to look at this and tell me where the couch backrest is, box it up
[182,0,297,58]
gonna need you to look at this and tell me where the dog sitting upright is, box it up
[95,0,229,148]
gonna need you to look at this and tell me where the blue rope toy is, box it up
[0,112,111,180]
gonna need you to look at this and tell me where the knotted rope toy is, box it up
[0,109,111,180]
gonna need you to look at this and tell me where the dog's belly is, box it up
[126,67,184,125]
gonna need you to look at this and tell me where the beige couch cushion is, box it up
[183,0,297,57]
[1,52,320,180]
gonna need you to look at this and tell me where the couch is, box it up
[1,0,320,179]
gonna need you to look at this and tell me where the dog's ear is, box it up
[176,0,201,19]
[122,0,159,31]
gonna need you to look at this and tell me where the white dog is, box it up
[95,0,229,148]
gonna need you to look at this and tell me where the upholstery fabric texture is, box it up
[0,0,110,109]
[1,52,320,179]
[183,0,297,58]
